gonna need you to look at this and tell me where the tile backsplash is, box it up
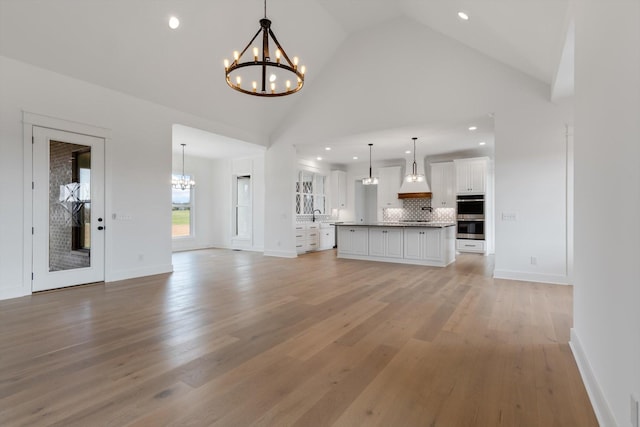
[296,214,331,223]
[383,198,456,222]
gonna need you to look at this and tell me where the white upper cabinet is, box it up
[454,158,488,195]
[430,162,456,208]
[377,166,403,208]
[330,170,347,209]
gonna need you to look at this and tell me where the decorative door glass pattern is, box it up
[49,140,91,271]
[295,171,327,216]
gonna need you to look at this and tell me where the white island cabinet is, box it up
[337,226,369,256]
[369,227,403,259]
[337,224,455,267]
[403,227,455,263]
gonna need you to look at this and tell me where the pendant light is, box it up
[404,137,425,183]
[362,143,379,185]
[172,144,195,190]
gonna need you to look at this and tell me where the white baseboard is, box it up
[106,264,173,282]
[569,328,616,427]
[0,285,29,301]
[263,250,297,258]
[493,269,568,285]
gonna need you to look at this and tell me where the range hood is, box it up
[398,157,432,199]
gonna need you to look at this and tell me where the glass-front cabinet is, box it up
[296,171,326,215]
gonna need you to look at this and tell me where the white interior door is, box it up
[32,126,105,291]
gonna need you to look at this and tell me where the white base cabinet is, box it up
[295,223,320,254]
[337,225,455,267]
[456,239,486,254]
[337,227,369,256]
[319,225,335,250]
[368,227,403,259]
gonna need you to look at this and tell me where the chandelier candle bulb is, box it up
[276,49,281,63]
[293,56,299,69]
[300,65,306,75]
[253,47,259,61]
[236,76,241,87]
[286,80,291,90]
[224,59,229,70]
[252,81,257,92]
[233,51,239,62]
[271,82,276,93]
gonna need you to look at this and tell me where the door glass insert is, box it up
[49,140,91,271]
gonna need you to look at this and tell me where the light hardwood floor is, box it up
[0,249,597,426]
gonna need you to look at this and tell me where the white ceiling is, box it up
[0,0,572,164]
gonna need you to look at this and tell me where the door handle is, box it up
[97,226,104,230]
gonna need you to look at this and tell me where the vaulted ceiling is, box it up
[0,0,573,162]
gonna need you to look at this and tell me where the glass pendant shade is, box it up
[362,143,379,186]
[405,137,425,183]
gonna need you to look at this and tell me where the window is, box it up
[296,171,326,215]
[235,175,251,238]
[172,174,193,238]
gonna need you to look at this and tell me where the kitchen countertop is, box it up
[335,222,455,228]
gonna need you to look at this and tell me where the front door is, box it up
[32,126,105,291]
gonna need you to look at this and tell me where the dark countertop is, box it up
[335,222,455,228]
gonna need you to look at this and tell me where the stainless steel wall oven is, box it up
[457,195,485,240]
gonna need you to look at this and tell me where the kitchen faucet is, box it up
[312,209,322,222]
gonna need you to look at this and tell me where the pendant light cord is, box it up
[412,137,418,175]
[181,144,186,177]
[264,0,267,18]
[368,143,373,178]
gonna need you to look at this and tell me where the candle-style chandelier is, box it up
[223,0,305,97]
[172,144,195,190]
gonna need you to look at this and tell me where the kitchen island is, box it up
[336,222,456,267]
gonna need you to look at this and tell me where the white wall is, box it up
[266,17,571,283]
[264,142,297,258]
[572,1,640,426]
[0,55,264,299]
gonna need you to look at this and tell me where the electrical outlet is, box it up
[631,394,639,427]
[530,256,537,266]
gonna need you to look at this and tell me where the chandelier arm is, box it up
[268,28,295,68]
[231,28,263,67]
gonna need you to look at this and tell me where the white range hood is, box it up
[398,157,432,199]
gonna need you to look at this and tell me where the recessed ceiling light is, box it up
[353,156,358,160]
[405,150,411,154]
[468,126,477,131]
[458,12,469,21]
[325,147,331,151]
[169,16,180,29]
[316,156,322,161]
[479,141,486,146]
